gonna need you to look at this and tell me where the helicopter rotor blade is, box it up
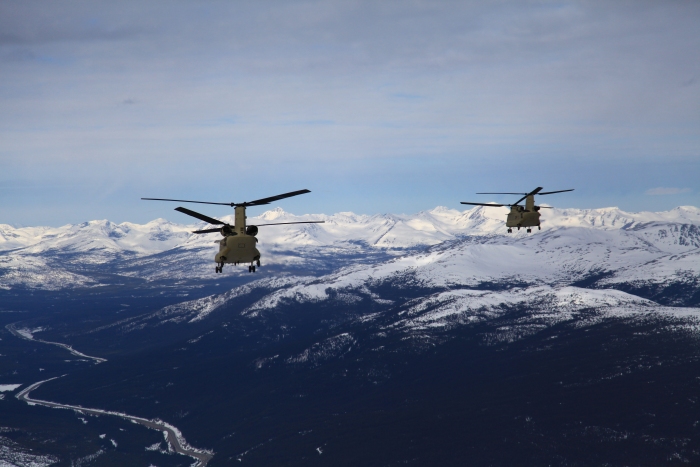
[460,202,508,207]
[174,207,225,225]
[538,189,574,195]
[475,192,527,195]
[144,189,313,208]
[237,189,312,207]
[536,206,554,209]
[142,197,231,206]
[254,221,326,226]
[192,228,223,234]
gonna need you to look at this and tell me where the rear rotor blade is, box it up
[174,207,225,225]
[513,187,543,206]
[461,202,507,207]
[192,228,223,234]
[142,197,232,206]
[538,189,574,195]
[255,221,325,226]
[238,189,311,207]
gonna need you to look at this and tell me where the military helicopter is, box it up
[142,189,324,273]
[461,187,574,233]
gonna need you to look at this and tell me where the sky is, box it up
[1,0,699,226]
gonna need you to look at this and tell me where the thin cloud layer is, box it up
[646,187,693,196]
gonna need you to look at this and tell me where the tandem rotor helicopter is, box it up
[461,187,574,233]
[142,189,324,273]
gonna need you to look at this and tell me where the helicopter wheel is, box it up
[248,266,252,273]
[507,228,512,233]
[256,260,261,267]
[252,266,256,273]
[538,226,541,230]
[526,228,531,233]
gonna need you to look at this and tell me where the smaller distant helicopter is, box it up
[142,189,324,273]
[461,187,574,233]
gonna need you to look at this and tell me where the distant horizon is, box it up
[3,203,699,229]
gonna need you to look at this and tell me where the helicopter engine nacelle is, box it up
[220,225,235,236]
[533,206,541,212]
[246,225,258,237]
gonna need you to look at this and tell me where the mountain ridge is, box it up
[1,205,699,290]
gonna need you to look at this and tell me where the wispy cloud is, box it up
[645,187,692,196]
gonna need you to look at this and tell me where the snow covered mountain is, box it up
[1,206,699,291]
[66,204,700,356]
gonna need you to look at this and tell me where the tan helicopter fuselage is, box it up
[505,196,541,228]
[214,206,260,265]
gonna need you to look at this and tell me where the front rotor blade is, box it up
[255,221,326,226]
[475,192,527,195]
[192,228,222,234]
[174,207,225,225]
[460,202,507,207]
[238,189,311,207]
[538,189,574,195]
[142,197,232,206]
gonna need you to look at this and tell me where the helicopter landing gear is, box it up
[215,255,227,273]
[538,226,541,230]
[507,228,512,233]
[248,265,256,273]
[256,259,261,267]
[526,228,531,233]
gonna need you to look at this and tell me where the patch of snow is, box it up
[0,385,21,392]
[287,333,356,366]
[0,435,59,466]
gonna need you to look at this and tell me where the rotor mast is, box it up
[235,206,246,234]
[525,195,536,212]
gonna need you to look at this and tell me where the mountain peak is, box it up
[429,206,453,213]
[259,207,287,220]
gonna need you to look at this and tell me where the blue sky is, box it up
[1,0,699,226]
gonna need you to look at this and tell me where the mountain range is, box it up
[2,205,699,290]
[2,205,700,466]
